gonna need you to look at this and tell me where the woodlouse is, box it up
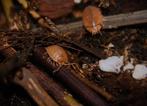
[83,6,103,34]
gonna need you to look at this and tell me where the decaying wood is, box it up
[14,67,59,106]
[70,69,115,101]
[0,46,58,106]
[103,10,147,28]
[33,47,108,106]
[57,10,147,32]
[28,64,83,106]
[17,0,61,35]
[0,46,26,77]
[0,41,81,106]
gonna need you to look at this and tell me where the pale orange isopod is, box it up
[83,6,103,34]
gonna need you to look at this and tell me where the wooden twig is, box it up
[0,46,26,77]
[70,69,115,101]
[1,0,14,23]
[33,47,108,106]
[17,0,61,35]
[14,67,59,106]
[28,64,83,106]
[57,10,147,32]
[103,10,147,28]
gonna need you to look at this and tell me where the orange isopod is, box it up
[83,6,103,34]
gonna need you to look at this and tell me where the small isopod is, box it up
[45,45,68,65]
[83,6,103,34]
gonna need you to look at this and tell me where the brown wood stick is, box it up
[57,10,147,32]
[54,66,107,106]
[14,67,59,106]
[0,45,25,77]
[70,69,115,101]
[33,47,108,106]
[17,0,61,35]
[28,64,83,106]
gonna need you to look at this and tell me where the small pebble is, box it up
[123,62,134,71]
[82,64,89,69]
[107,43,114,48]
[132,64,147,80]
[99,56,124,73]
[74,0,82,4]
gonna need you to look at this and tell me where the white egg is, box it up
[132,64,147,80]
[99,56,124,73]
